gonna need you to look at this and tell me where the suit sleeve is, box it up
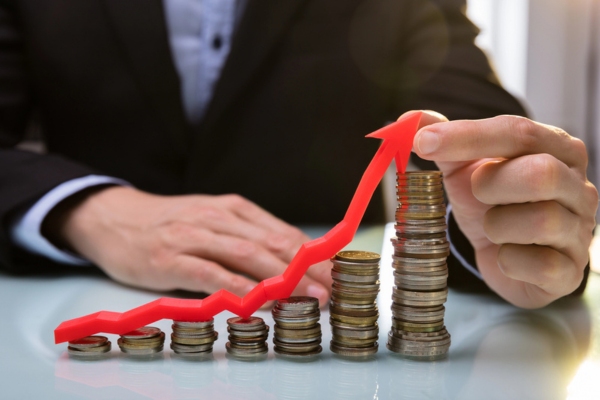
[0,5,99,273]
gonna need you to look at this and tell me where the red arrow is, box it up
[54,112,423,344]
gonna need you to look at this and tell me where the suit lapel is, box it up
[102,0,190,153]
[198,0,308,132]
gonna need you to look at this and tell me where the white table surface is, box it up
[1,224,599,400]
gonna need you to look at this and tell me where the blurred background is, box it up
[467,0,600,191]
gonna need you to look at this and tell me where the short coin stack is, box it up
[117,326,165,356]
[330,250,380,357]
[68,336,111,359]
[272,296,322,357]
[387,171,451,360]
[226,316,269,359]
[170,319,218,357]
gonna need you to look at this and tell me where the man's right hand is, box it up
[47,186,333,306]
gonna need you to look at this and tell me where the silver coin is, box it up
[227,316,266,331]
[68,336,109,349]
[274,346,322,358]
[332,326,379,339]
[329,300,376,310]
[393,287,448,300]
[170,342,214,353]
[331,271,380,283]
[68,343,111,358]
[226,342,268,356]
[330,342,378,357]
[275,297,319,311]
[392,256,447,266]
[173,319,214,329]
[68,342,111,354]
[121,326,162,340]
[227,326,269,338]
[120,345,163,355]
[391,297,446,308]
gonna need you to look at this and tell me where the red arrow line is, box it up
[54,112,423,344]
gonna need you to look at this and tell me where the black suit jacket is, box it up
[0,0,526,285]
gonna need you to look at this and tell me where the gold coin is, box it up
[334,250,381,263]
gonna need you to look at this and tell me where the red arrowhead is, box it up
[366,112,423,173]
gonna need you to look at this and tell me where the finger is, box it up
[171,255,275,309]
[399,109,449,128]
[219,194,307,236]
[497,244,583,297]
[483,201,589,266]
[193,194,311,263]
[413,115,589,175]
[176,228,331,305]
[472,155,595,215]
[173,254,259,297]
[305,259,334,290]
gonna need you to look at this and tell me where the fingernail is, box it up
[307,284,329,305]
[417,130,440,154]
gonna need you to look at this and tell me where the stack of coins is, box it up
[226,316,269,359]
[271,296,322,357]
[170,319,218,357]
[387,171,451,360]
[330,250,380,357]
[68,335,111,359]
[117,326,165,356]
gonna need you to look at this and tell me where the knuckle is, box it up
[188,261,211,284]
[266,233,291,253]
[570,137,588,165]
[584,182,599,214]
[532,202,561,242]
[232,239,257,260]
[228,274,250,294]
[524,155,558,197]
[221,193,247,209]
[482,208,501,243]
[511,117,539,149]
[195,205,227,221]
[536,251,563,287]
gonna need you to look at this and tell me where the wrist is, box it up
[46,186,138,258]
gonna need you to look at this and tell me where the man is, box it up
[0,0,596,309]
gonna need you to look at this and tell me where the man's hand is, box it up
[410,111,598,308]
[51,187,333,306]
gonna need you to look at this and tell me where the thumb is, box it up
[397,109,449,133]
[409,110,477,177]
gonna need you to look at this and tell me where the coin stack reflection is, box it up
[387,171,451,360]
[226,316,269,359]
[170,319,218,357]
[272,296,322,357]
[117,326,165,356]
[68,335,111,359]
[330,250,380,357]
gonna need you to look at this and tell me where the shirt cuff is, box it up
[10,175,131,265]
[446,203,483,280]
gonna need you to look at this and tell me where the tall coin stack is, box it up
[226,316,269,359]
[272,296,322,357]
[170,319,218,357]
[118,326,165,356]
[330,250,380,357]
[68,336,111,359]
[387,171,451,360]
